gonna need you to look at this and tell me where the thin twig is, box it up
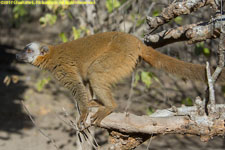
[21,100,59,150]
[211,32,225,81]
[81,130,99,150]
[146,134,154,150]
[109,0,135,18]
[86,128,100,148]
[211,3,225,81]
[146,2,156,16]
[57,108,99,149]
[125,71,135,113]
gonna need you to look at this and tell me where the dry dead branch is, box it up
[212,26,225,82]
[146,0,219,31]
[205,27,225,118]
[144,14,225,48]
[85,101,225,149]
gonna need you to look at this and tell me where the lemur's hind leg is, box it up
[88,77,117,126]
[86,81,103,108]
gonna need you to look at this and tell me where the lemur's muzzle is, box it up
[16,51,29,62]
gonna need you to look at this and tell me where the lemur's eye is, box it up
[40,46,49,55]
[41,51,45,55]
[26,49,32,53]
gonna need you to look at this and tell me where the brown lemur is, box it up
[16,32,225,128]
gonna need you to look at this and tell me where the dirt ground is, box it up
[0,18,225,150]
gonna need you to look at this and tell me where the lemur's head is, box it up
[16,42,49,64]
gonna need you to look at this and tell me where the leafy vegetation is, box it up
[106,0,121,13]
[153,10,160,17]
[181,97,193,106]
[134,71,159,88]
[174,16,183,25]
[195,42,210,57]
[59,32,68,43]
[72,26,89,40]
[13,5,28,19]
[39,13,57,26]
[36,77,51,92]
[141,71,152,88]
[146,107,155,115]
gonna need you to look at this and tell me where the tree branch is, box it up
[144,14,225,48]
[212,26,225,82]
[86,102,225,149]
[205,24,225,117]
[146,0,218,31]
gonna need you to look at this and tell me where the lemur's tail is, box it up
[141,46,225,83]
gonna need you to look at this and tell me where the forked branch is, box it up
[145,15,225,48]
[146,0,219,31]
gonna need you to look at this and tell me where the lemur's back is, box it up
[52,32,143,80]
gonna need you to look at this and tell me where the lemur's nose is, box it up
[16,53,22,61]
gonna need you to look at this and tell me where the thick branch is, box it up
[144,15,225,48]
[146,0,218,30]
[98,105,225,136]
[86,104,225,149]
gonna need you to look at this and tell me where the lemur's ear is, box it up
[40,45,49,55]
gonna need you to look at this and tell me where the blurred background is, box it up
[0,0,225,149]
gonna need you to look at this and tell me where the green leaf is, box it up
[72,26,81,40]
[59,32,68,43]
[36,77,51,92]
[39,17,45,25]
[48,14,57,25]
[174,16,183,25]
[153,10,160,17]
[203,48,210,56]
[194,43,204,56]
[147,107,154,115]
[141,71,152,88]
[39,13,57,26]
[194,42,210,57]
[13,5,28,19]
[106,0,121,13]
[181,97,193,106]
[133,73,140,86]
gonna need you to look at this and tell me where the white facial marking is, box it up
[27,42,41,63]
[28,42,40,52]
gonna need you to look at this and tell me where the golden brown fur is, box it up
[31,31,225,126]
